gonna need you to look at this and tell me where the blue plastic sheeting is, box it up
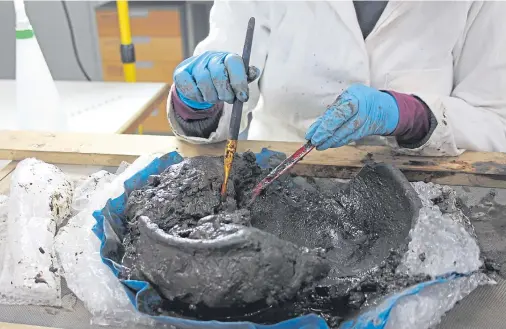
[92,149,463,329]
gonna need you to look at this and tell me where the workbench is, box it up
[0,79,170,173]
[0,130,504,329]
[0,80,170,135]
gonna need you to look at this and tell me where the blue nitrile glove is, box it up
[305,84,400,151]
[173,51,260,110]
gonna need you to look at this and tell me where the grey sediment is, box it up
[122,152,425,325]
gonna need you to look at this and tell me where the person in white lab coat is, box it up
[167,1,506,156]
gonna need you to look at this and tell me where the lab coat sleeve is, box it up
[167,0,270,144]
[394,2,506,156]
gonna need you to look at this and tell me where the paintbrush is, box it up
[249,141,315,205]
[220,17,256,201]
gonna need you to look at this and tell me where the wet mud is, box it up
[455,188,506,277]
[122,152,424,325]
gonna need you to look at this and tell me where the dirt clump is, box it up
[122,152,422,324]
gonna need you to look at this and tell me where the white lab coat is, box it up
[167,1,506,156]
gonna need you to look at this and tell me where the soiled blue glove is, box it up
[305,84,400,151]
[173,51,260,110]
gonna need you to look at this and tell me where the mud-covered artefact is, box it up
[124,152,422,322]
[133,214,330,309]
[124,154,329,311]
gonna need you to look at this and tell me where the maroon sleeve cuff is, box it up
[385,90,431,144]
[171,85,224,120]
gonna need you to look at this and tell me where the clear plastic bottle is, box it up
[14,0,68,131]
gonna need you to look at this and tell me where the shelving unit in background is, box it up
[95,1,211,135]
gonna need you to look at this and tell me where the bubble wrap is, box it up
[0,195,8,246]
[71,171,116,215]
[382,182,487,329]
[0,159,73,307]
[385,273,490,329]
[398,182,482,277]
[54,155,162,327]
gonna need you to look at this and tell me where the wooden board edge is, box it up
[117,83,171,134]
[0,161,17,182]
[1,150,137,167]
[292,164,506,189]
[0,131,505,189]
[2,159,504,191]
[0,322,58,329]
[0,161,17,194]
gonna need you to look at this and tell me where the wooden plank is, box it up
[0,161,17,195]
[0,173,10,195]
[291,165,506,189]
[0,161,16,182]
[0,322,58,329]
[0,131,505,188]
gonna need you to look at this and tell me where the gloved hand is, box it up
[305,84,400,150]
[173,51,260,110]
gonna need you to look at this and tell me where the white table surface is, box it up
[0,79,167,134]
[0,79,167,172]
